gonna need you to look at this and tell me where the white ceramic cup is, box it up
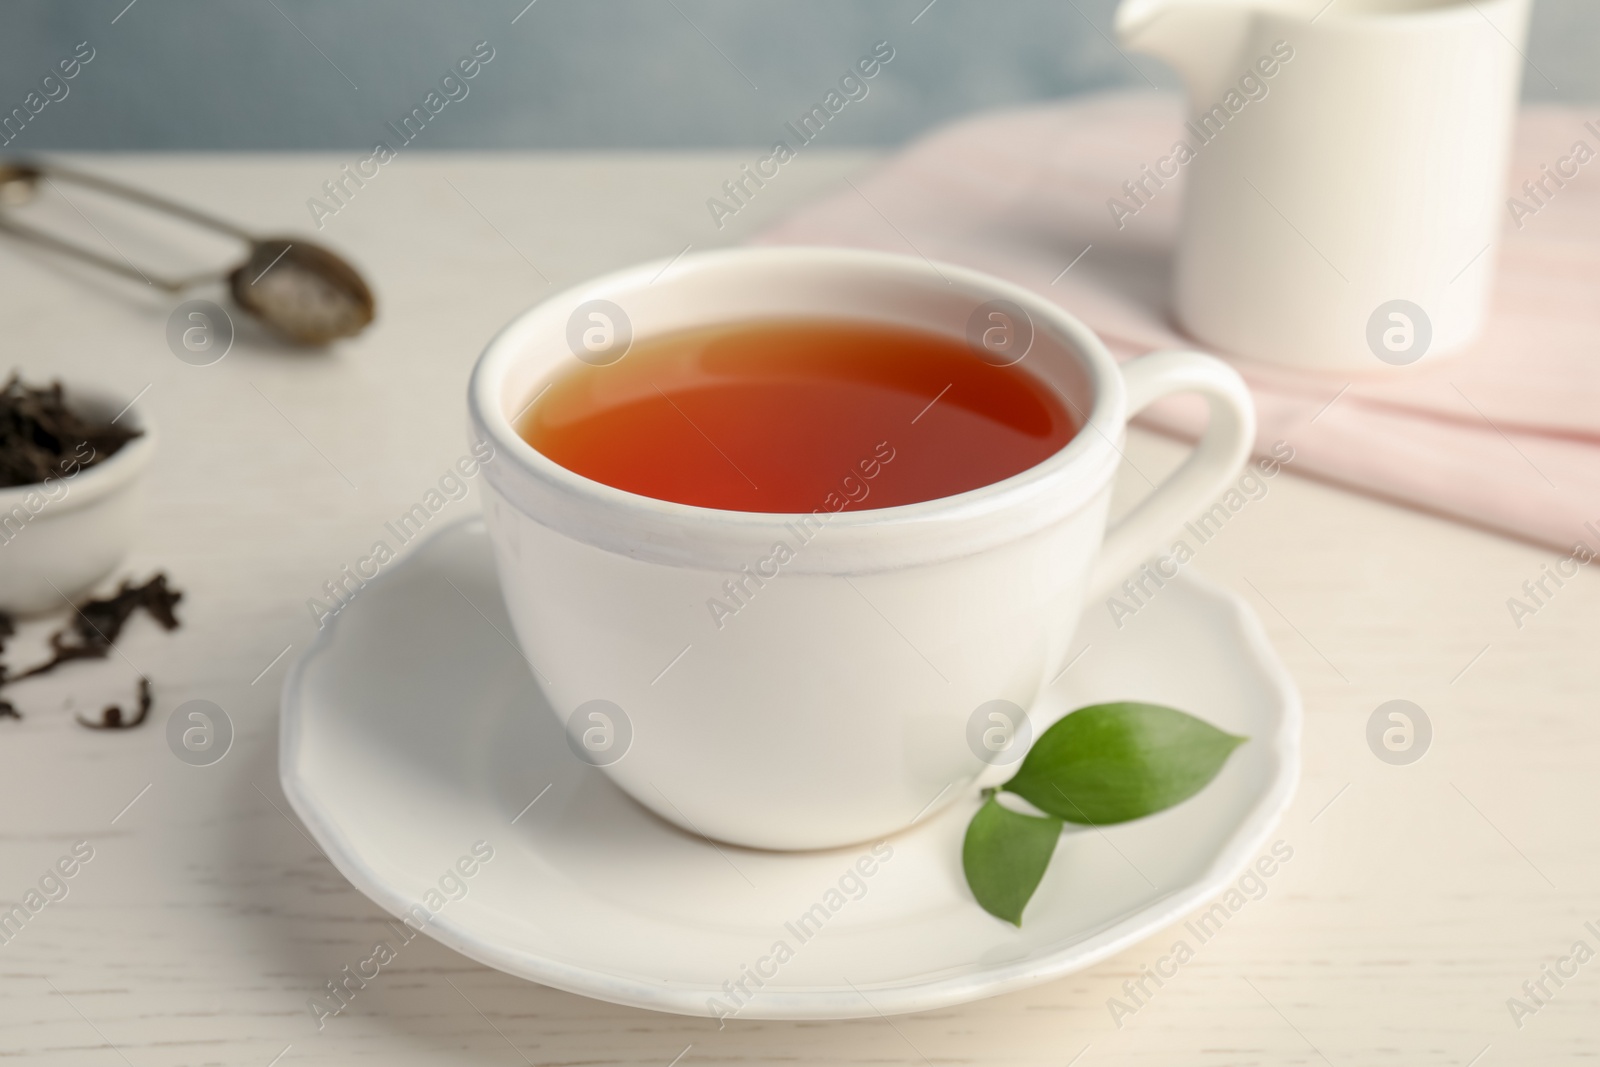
[468,247,1255,850]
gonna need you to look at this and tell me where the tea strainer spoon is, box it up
[0,160,375,346]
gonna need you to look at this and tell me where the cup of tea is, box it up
[468,246,1254,850]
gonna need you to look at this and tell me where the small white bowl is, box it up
[0,385,155,616]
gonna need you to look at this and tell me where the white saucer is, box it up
[280,518,1300,1020]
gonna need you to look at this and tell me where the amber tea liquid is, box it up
[517,318,1078,513]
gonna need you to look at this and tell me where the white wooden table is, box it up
[1,154,1596,1066]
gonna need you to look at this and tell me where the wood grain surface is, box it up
[0,154,1595,1066]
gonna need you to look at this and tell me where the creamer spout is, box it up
[1115,0,1256,106]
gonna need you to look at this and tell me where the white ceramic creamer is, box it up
[1117,0,1532,371]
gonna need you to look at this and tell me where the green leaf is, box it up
[1003,702,1246,826]
[962,795,1064,926]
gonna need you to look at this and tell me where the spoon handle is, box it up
[24,160,256,242]
[0,215,189,292]
[0,160,252,292]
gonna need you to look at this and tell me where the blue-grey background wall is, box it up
[3,0,1596,151]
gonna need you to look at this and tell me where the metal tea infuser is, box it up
[0,160,374,345]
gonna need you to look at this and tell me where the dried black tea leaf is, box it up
[77,676,153,730]
[0,575,182,727]
[0,612,16,719]
[10,574,183,684]
[0,374,142,488]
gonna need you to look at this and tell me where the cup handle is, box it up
[1086,349,1256,601]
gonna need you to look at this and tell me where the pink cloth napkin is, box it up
[755,93,1600,551]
